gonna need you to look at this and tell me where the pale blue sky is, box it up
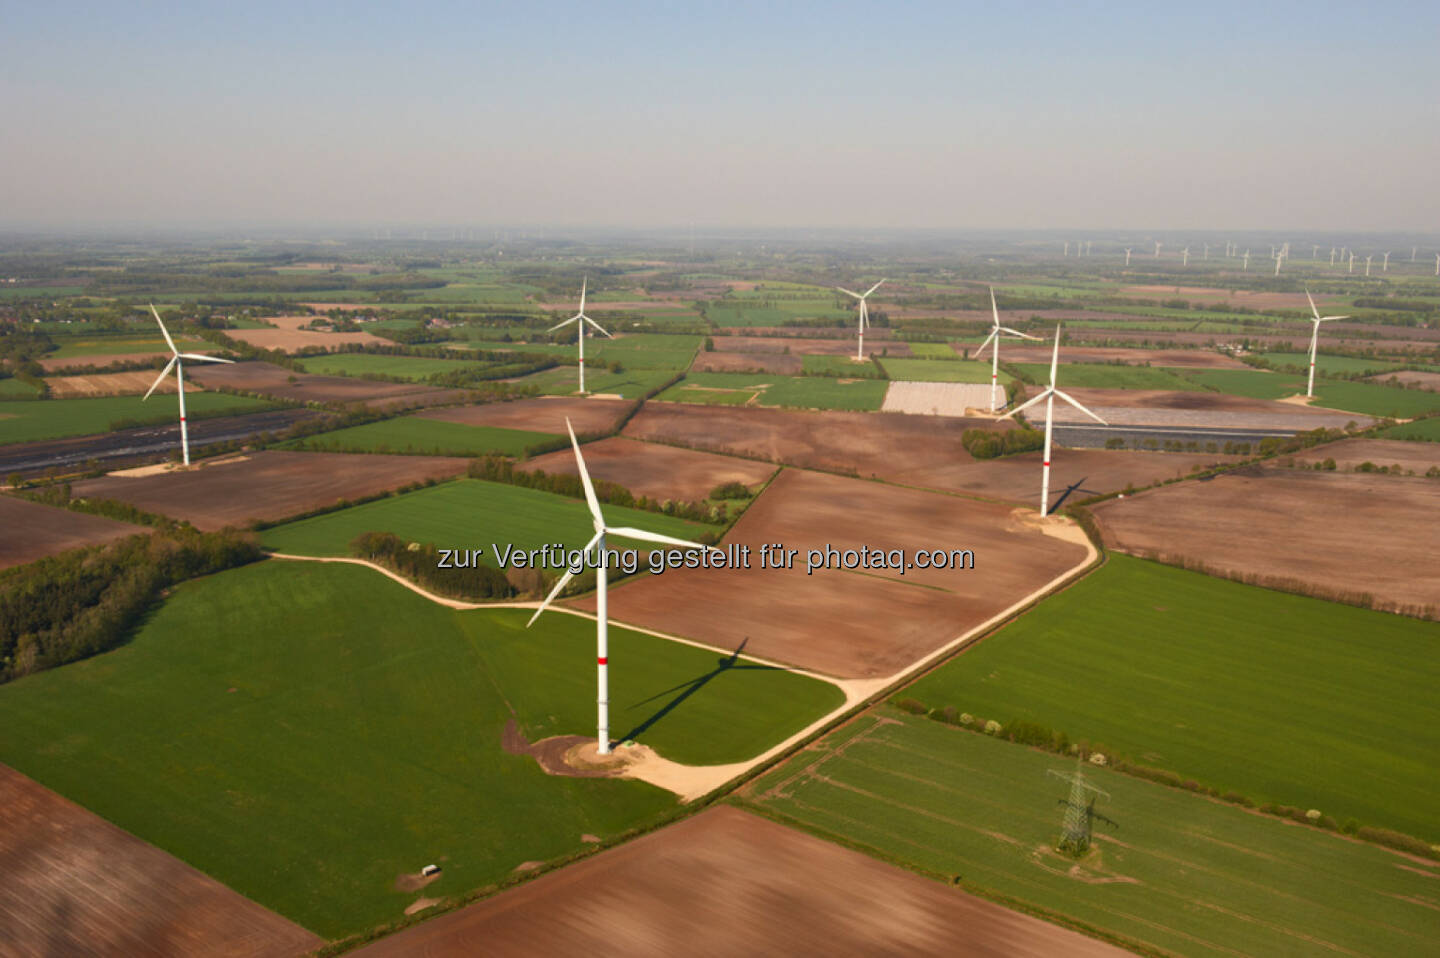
[3,1,1437,229]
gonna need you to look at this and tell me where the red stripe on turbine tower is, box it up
[597,657,607,665]
[1043,461,1050,466]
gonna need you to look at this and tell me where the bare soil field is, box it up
[1118,285,1338,310]
[882,382,994,416]
[997,345,1250,369]
[0,764,319,958]
[353,806,1122,958]
[70,451,469,531]
[1050,388,1373,430]
[1062,328,1436,355]
[416,396,630,435]
[227,318,383,353]
[1289,438,1440,474]
[569,469,1087,678]
[45,370,185,398]
[0,495,149,569]
[690,350,803,374]
[524,437,776,501]
[623,404,998,480]
[188,361,463,407]
[1368,370,1440,390]
[912,449,1243,507]
[1090,468,1440,613]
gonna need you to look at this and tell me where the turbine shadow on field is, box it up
[1050,476,1100,513]
[617,638,779,745]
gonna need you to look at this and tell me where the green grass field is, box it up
[0,393,276,445]
[504,365,677,399]
[1178,368,1305,399]
[295,353,501,381]
[462,334,700,372]
[46,335,214,358]
[0,377,40,398]
[1258,352,1405,376]
[1378,417,1440,441]
[0,560,841,938]
[1010,363,1202,390]
[799,355,885,379]
[704,301,851,328]
[657,372,887,411]
[746,708,1439,958]
[1309,381,1440,418]
[904,555,1440,837]
[905,342,960,358]
[258,478,709,559]
[283,416,556,457]
[882,358,1011,384]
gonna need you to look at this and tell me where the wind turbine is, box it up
[1001,327,1106,518]
[548,278,612,395]
[977,287,1041,413]
[1203,242,1210,260]
[141,305,233,467]
[1064,241,1070,257]
[1154,240,1162,258]
[1330,247,1336,266]
[1242,249,1250,271]
[1348,251,1355,273]
[1435,253,1439,276]
[1365,255,1372,277]
[1303,288,1349,398]
[1274,252,1283,277]
[1182,247,1190,267]
[527,419,720,755]
[1124,247,1132,266]
[836,279,885,362]
[1383,251,1390,272]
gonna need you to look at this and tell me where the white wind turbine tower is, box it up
[1435,253,1439,276]
[1383,251,1390,272]
[1330,247,1336,266]
[1001,327,1106,518]
[836,279,885,362]
[1064,241,1070,257]
[548,278,612,395]
[1274,251,1283,277]
[1348,251,1355,273]
[1154,240,1162,258]
[528,419,721,755]
[1124,248,1132,266]
[1203,242,1210,260]
[141,305,233,467]
[1303,288,1349,398]
[1243,249,1250,271]
[1182,247,1190,266]
[1365,255,1372,277]
[977,287,1041,413]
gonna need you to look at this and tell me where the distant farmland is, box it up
[0,393,277,445]
[284,416,555,457]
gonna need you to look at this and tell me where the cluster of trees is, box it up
[349,532,514,600]
[960,426,1044,459]
[0,530,261,683]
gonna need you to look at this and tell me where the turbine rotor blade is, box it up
[1318,315,1349,322]
[177,352,234,364]
[143,357,177,400]
[1054,388,1108,425]
[579,276,587,315]
[1000,388,1053,420]
[976,329,998,357]
[864,278,886,298]
[583,315,613,338]
[997,327,1041,340]
[989,286,1001,328]
[548,316,580,332]
[567,418,604,526]
[1305,288,1321,321]
[1049,325,1062,386]
[605,526,722,552]
[525,529,603,627]
[836,286,861,299]
[149,304,179,355]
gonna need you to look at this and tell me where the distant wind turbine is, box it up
[548,278,612,395]
[527,419,721,755]
[1001,327,1106,518]
[836,279,885,362]
[1154,240,1162,258]
[1349,251,1355,273]
[1303,289,1349,398]
[1383,251,1390,272]
[1124,248,1132,266]
[1243,249,1250,271]
[1312,244,1319,260]
[1330,247,1336,266]
[977,287,1041,413]
[141,305,233,467]
[1182,247,1190,267]
[1365,255,1372,277]
[1274,252,1283,277]
[1064,241,1070,257]
[1203,242,1210,260]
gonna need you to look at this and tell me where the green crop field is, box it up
[745,708,1439,958]
[504,364,677,399]
[882,358,1010,383]
[1010,363,1202,390]
[258,478,710,559]
[0,377,41,398]
[1258,352,1406,376]
[1378,417,1440,441]
[1309,381,1440,418]
[0,560,841,937]
[906,342,959,358]
[46,335,214,358]
[799,355,885,379]
[0,285,87,300]
[1177,368,1305,399]
[283,416,556,457]
[657,372,887,411]
[704,300,850,328]
[0,393,276,445]
[296,353,501,381]
[904,555,1440,837]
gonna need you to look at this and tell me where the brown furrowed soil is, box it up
[351,806,1125,958]
[415,396,631,435]
[524,437,776,502]
[45,370,186,398]
[188,360,467,408]
[0,495,150,569]
[69,451,469,531]
[0,764,320,958]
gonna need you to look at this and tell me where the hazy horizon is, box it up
[5,1,1438,231]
